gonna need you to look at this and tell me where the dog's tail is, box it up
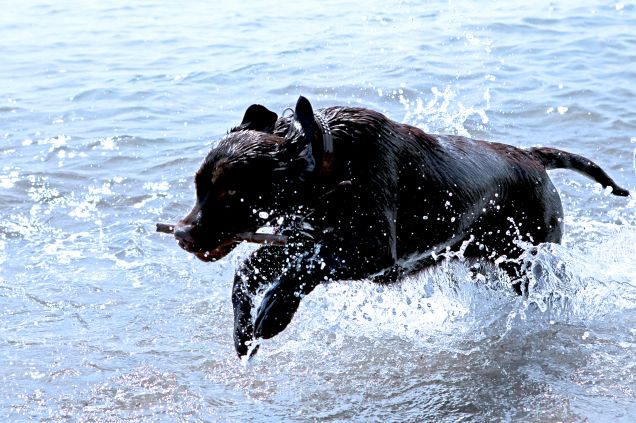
[529,147,629,197]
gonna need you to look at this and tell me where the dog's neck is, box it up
[314,112,334,177]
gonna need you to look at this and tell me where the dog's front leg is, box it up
[232,246,287,358]
[253,248,342,340]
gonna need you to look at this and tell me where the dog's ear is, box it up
[239,104,278,133]
[292,96,317,142]
[278,96,318,175]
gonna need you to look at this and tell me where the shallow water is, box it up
[1,0,636,421]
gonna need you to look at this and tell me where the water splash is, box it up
[251,231,636,361]
[522,233,636,319]
[400,85,491,137]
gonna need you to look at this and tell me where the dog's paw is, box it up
[254,286,301,340]
[234,327,260,359]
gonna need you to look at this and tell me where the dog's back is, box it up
[283,107,565,269]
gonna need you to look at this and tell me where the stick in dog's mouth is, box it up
[156,223,176,234]
[155,223,288,246]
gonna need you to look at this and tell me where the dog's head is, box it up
[174,96,326,261]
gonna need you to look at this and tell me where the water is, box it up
[1,0,635,421]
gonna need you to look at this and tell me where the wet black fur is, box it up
[174,96,629,358]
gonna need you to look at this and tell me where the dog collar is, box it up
[314,112,334,176]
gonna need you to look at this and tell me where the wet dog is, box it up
[172,96,629,358]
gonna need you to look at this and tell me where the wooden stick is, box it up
[156,223,175,234]
[235,232,289,246]
[156,223,288,246]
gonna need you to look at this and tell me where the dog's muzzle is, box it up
[173,224,238,262]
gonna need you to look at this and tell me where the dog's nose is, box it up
[174,224,195,245]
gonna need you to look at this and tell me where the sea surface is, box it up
[1,1,636,421]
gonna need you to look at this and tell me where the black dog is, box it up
[172,96,629,358]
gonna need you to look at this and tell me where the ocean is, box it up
[1,0,635,421]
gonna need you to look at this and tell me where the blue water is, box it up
[2,1,636,421]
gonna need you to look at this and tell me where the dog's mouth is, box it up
[174,231,239,263]
[192,239,239,262]
[156,223,288,262]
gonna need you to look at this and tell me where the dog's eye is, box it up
[227,190,237,196]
